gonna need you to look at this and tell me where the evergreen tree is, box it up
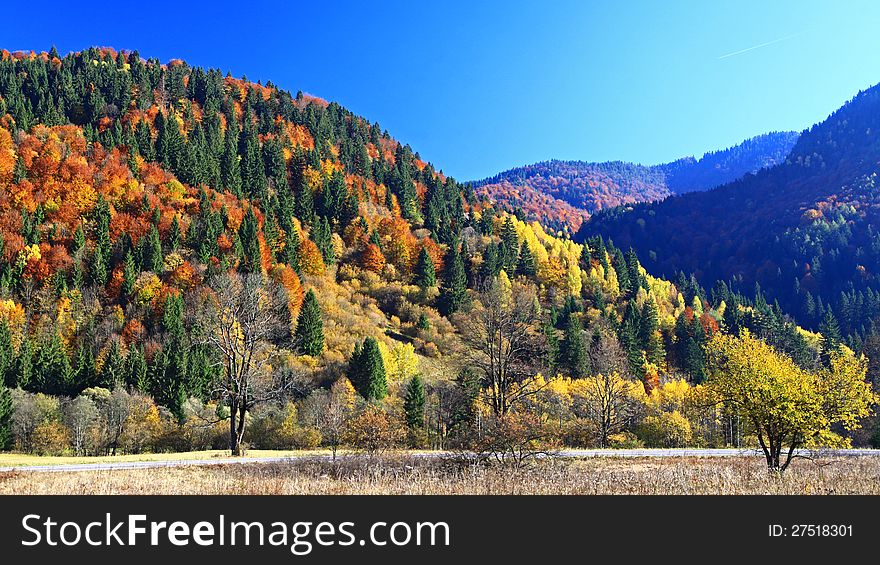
[220,114,242,195]
[516,242,537,277]
[820,310,843,351]
[561,315,589,378]
[639,297,665,365]
[312,216,336,264]
[403,375,426,446]
[237,206,262,273]
[34,330,72,396]
[0,321,12,387]
[121,251,137,298]
[91,250,108,287]
[499,217,520,273]
[156,110,184,173]
[143,224,164,273]
[74,342,97,389]
[295,289,324,356]
[11,338,32,390]
[0,385,11,451]
[348,336,387,401]
[439,244,468,316]
[100,339,125,389]
[413,247,437,289]
[125,346,149,392]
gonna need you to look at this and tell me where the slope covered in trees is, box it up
[577,83,880,350]
[0,47,870,459]
[474,132,798,233]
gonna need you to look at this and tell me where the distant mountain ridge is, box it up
[577,83,880,343]
[473,131,799,233]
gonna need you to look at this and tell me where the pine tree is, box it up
[499,217,520,273]
[0,321,12,388]
[100,339,125,389]
[221,115,242,195]
[144,224,164,273]
[439,244,468,316]
[0,385,11,451]
[74,343,97,389]
[516,242,537,277]
[561,315,588,378]
[92,249,108,287]
[295,289,324,356]
[122,251,137,298]
[348,337,387,401]
[639,297,665,365]
[237,206,262,273]
[403,375,426,447]
[11,338,32,390]
[125,346,149,392]
[413,247,437,289]
[312,216,336,264]
[156,110,184,172]
[820,310,843,352]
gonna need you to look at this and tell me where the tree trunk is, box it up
[229,398,240,456]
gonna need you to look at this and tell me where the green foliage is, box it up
[296,290,325,357]
[413,247,436,289]
[348,337,387,401]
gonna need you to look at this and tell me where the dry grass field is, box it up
[2,455,880,495]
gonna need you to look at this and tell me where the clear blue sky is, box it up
[7,1,880,180]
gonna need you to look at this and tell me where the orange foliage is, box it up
[360,244,386,273]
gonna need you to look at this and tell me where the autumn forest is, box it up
[0,47,875,474]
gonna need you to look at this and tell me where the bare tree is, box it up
[62,395,98,456]
[191,272,297,455]
[456,278,545,416]
[575,372,644,447]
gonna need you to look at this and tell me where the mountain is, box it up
[0,47,862,455]
[474,132,799,233]
[577,84,880,343]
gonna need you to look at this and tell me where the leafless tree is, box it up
[62,395,98,456]
[190,272,298,455]
[456,278,545,416]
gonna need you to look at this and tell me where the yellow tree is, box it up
[706,330,875,472]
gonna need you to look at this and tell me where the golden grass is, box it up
[3,455,880,494]
[0,449,333,467]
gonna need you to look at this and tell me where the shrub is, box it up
[638,411,693,448]
[31,420,70,455]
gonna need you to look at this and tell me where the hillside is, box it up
[0,47,863,459]
[577,84,880,344]
[474,132,798,233]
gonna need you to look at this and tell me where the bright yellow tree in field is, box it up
[706,330,875,472]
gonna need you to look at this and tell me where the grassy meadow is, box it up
[3,455,879,495]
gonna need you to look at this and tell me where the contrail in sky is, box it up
[718,32,805,59]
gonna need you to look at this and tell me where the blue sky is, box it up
[6,1,880,180]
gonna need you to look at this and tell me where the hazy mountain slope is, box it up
[578,84,880,340]
[474,132,798,233]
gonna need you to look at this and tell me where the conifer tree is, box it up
[237,206,262,273]
[516,242,537,277]
[639,297,665,365]
[349,336,387,401]
[414,247,436,289]
[561,315,589,378]
[296,290,325,356]
[144,224,164,273]
[0,321,13,388]
[439,243,468,316]
[403,375,426,446]
[0,385,11,451]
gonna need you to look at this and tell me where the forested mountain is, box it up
[0,48,869,459]
[474,132,798,233]
[578,83,880,348]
